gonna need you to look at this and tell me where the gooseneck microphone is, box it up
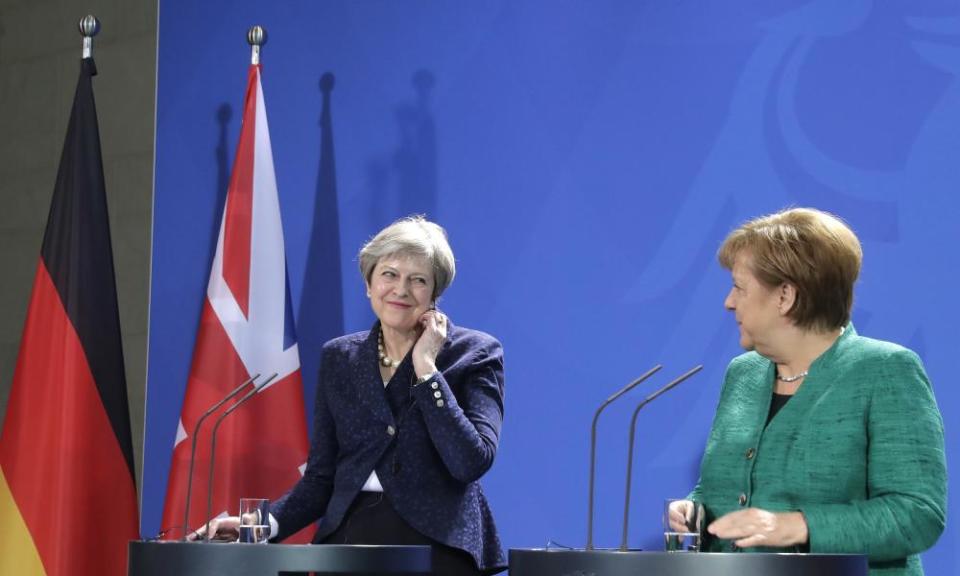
[586,365,662,550]
[203,373,279,541]
[181,374,261,541]
[619,365,703,551]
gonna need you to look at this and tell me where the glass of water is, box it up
[238,498,270,544]
[663,499,703,552]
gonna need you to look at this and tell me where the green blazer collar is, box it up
[752,322,857,430]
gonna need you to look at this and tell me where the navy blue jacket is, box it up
[271,321,506,572]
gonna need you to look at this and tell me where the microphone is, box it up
[586,365,662,550]
[203,373,279,541]
[619,365,703,551]
[181,374,261,541]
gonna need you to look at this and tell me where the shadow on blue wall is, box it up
[364,69,439,231]
[297,73,346,418]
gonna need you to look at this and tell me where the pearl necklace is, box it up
[776,371,808,383]
[377,329,402,368]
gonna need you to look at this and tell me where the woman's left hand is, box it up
[707,508,808,548]
[412,308,448,378]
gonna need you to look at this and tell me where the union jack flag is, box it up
[161,63,310,542]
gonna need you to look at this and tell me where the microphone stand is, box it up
[203,373,278,541]
[586,365,662,550]
[181,374,260,541]
[619,365,703,550]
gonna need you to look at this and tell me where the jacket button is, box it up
[430,382,439,390]
[738,493,747,506]
[386,425,396,436]
[745,448,755,460]
[433,390,442,399]
[436,399,445,408]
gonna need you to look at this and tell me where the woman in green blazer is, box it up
[670,208,946,576]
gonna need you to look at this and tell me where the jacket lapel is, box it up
[355,324,395,426]
[770,323,855,425]
[750,361,776,432]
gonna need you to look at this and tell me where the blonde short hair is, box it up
[358,215,456,301]
[718,207,862,331]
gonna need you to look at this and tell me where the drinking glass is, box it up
[663,499,703,552]
[238,498,270,544]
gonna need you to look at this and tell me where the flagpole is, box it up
[248,25,267,65]
[79,14,100,59]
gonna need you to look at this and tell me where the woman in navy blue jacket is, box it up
[202,215,506,575]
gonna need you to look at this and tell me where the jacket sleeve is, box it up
[801,349,947,561]
[411,337,505,483]
[269,345,338,541]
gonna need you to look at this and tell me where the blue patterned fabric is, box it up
[271,320,506,572]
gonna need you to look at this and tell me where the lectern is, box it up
[510,548,868,576]
[128,541,431,576]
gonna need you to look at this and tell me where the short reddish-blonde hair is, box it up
[718,207,862,331]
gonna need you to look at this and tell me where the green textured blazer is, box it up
[690,325,946,576]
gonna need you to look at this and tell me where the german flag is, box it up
[0,57,139,575]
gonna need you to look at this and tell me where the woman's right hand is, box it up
[186,516,241,541]
[668,499,697,532]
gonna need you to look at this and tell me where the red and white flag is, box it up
[161,64,310,542]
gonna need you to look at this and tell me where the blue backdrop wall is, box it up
[146,1,958,572]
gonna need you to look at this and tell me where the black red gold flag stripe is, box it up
[0,57,139,576]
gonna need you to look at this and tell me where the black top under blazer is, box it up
[270,320,507,572]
